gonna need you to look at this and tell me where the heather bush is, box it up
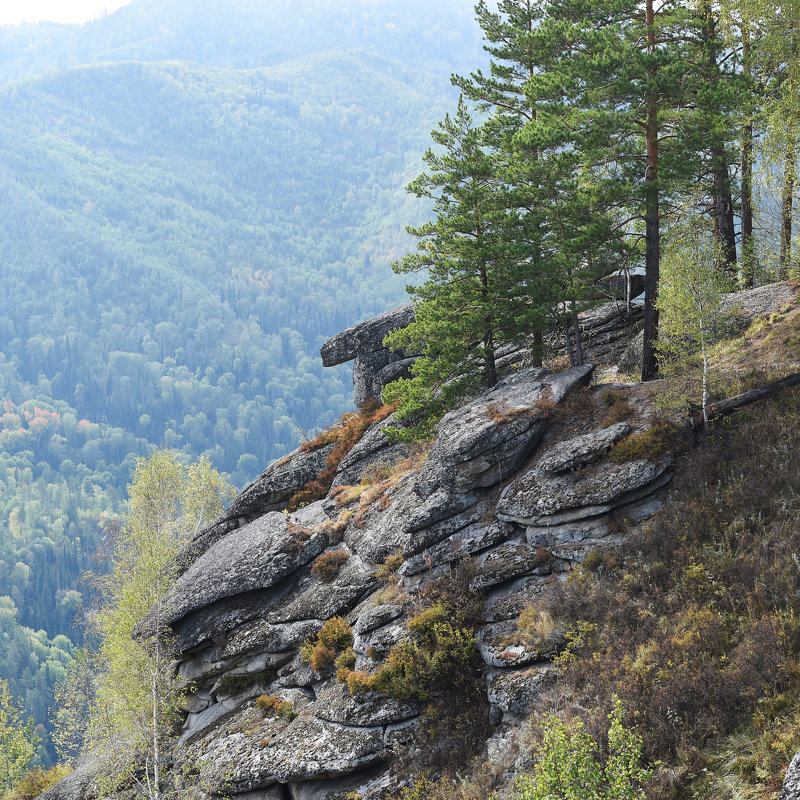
[300,617,353,672]
[255,694,297,721]
[540,388,800,797]
[311,549,349,582]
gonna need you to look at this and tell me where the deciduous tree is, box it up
[88,451,233,800]
[0,679,38,795]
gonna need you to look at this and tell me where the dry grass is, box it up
[288,400,398,510]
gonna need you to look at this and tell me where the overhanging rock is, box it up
[320,303,416,406]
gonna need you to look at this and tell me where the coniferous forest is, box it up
[0,0,484,765]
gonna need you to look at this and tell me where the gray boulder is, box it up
[496,456,672,525]
[399,520,515,577]
[321,303,415,367]
[37,760,99,800]
[479,619,560,668]
[161,513,327,626]
[333,413,411,488]
[176,447,332,572]
[266,553,377,624]
[198,705,386,791]
[313,679,420,727]
[536,422,630,473]
[782,752,800,800]
[416,365,594,497]
[353,604,404,636]
[473,540,557,589]
[487,665,555,716]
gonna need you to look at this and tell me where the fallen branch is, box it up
[690,370,800,427]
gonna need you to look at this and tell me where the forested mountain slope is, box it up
[0,0,483,763]
[0,0,483,84]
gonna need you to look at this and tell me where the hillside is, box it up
[35,283,800,800]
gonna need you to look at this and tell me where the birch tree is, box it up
[88,451,233,799]
[0,679,38,795]
[657,217,731,425]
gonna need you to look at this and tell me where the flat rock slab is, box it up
[262,715,386,783]
[488,665,556,715]
[225,445,332,524]
[288,766,394,800]
[482,576,551,623]
[353,604,404,636]
[199,706,386,791]
[399,520,515,576]
[172,582,297,653]
[416,365,594,497]
[496,457,672,524]
[536,422,630,473]
[525,516,612,548]
[162,513,327,626]
[267,554,376,624]
[479,620,560,668]
[345,478,479,562]
[313,680,420,727]
[222,619,323,661]
[321,303,415,367]
[354,622,407,660]
[473,540,557,590]
[37,759,99,800]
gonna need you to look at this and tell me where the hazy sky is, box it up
[0,0,131,26]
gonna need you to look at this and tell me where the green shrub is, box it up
[515,700,651,800]
[337,566,490,773]
[300,617,353,672]
[4,766,73,800]
[608,417,682,463]
[375,553,404,578]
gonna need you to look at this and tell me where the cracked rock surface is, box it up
[51,362,681,800]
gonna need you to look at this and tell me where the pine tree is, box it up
[383,98,533,439]
[526,0,695,380]
[456,0,625,367]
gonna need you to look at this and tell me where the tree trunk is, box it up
[564,320,576,366]
[641,0,660,382]
[532,327,543,368]
[479,260,498,388]
[691,370,800,426]
[741,28,755,287]
[571,302,584,366]
[780,144,796,279]
[712,145,738,277]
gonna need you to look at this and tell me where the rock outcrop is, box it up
[40,283,800,800]
[320,303,416,407]
[44,362,682,800]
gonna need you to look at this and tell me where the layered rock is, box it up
[45,362,682,800]
[321,303,416,407]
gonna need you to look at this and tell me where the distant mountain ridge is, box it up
[0,0,484,84]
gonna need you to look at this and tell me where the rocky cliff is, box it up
[42,282,800,800]
[105,365,678,799]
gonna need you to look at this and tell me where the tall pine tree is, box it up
[383,98,533,439]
